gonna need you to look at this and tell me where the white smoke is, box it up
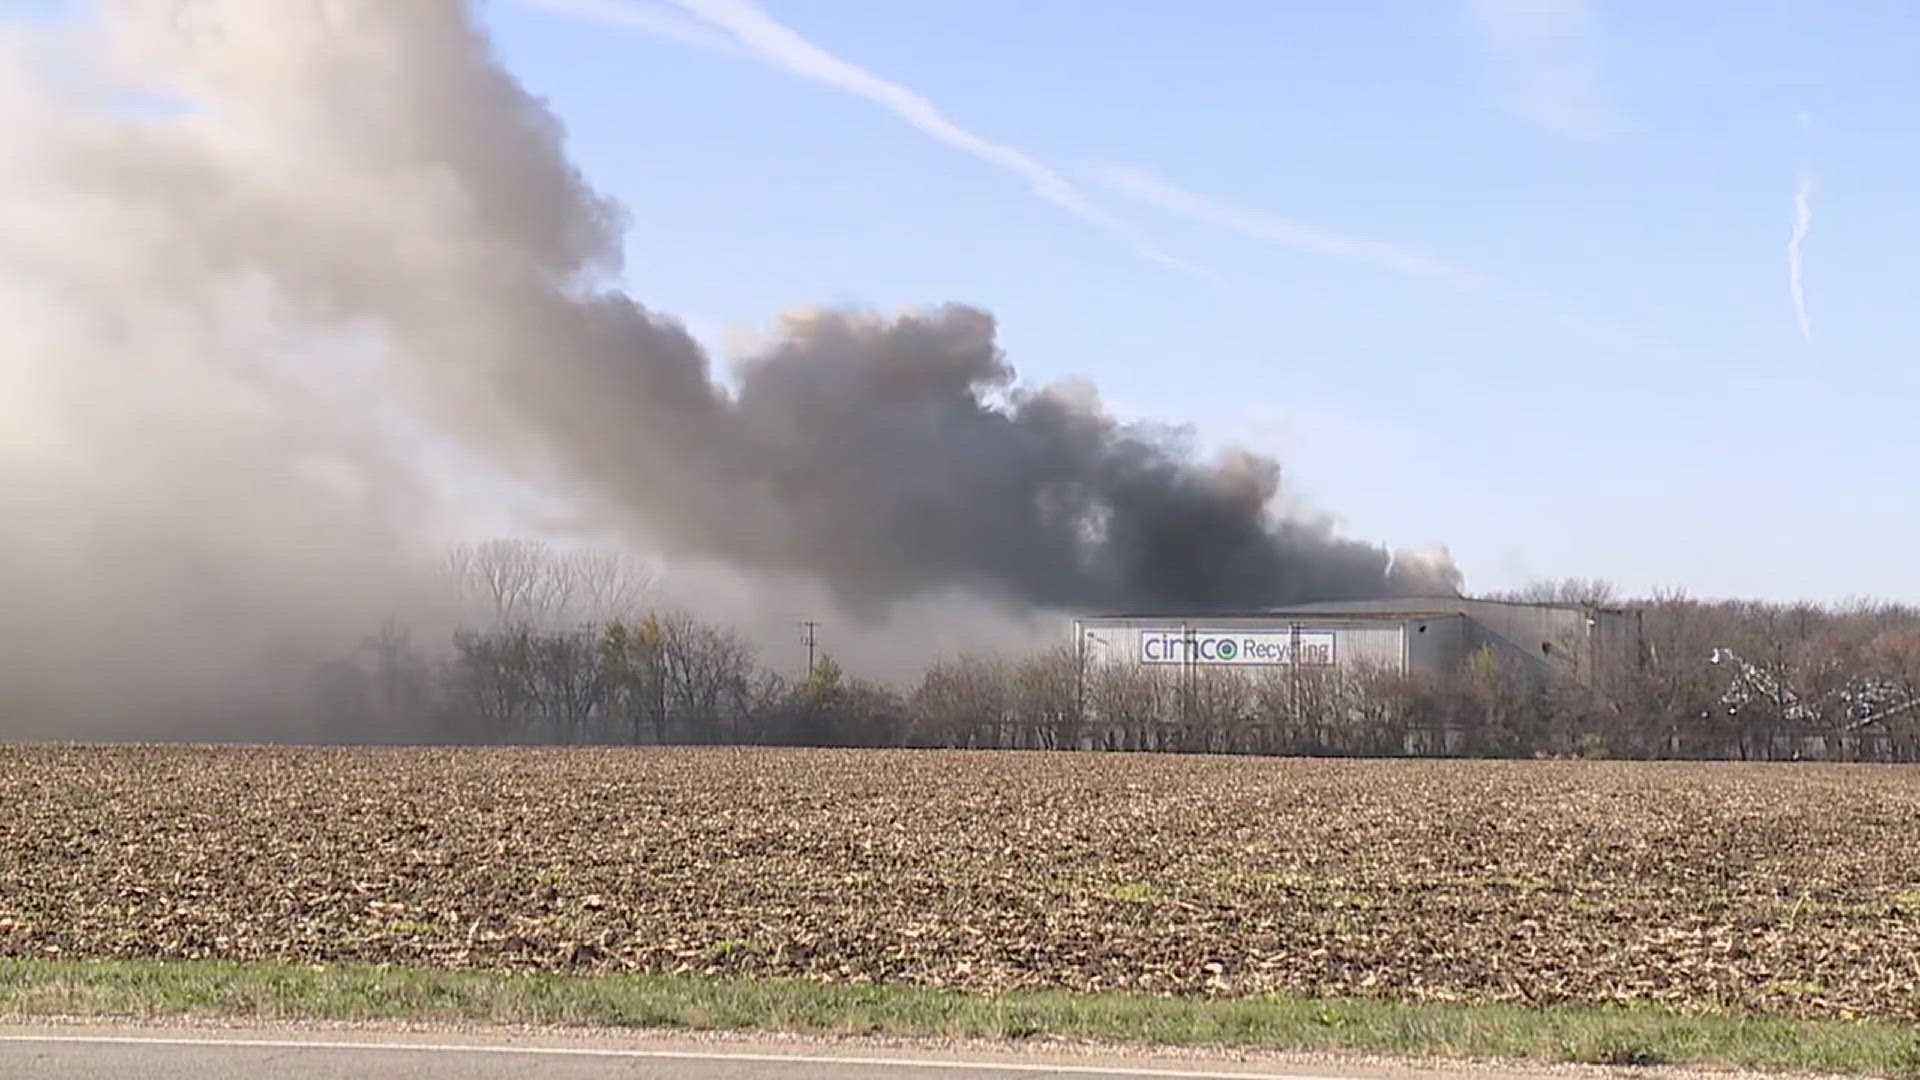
[0,1,1460,736]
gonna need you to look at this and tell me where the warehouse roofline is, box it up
[1083,609,1460,622]
[1081,595,1634,621]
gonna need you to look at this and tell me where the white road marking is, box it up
[0,1033,1345,1078]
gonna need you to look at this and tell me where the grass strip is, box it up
[2,958,1918,1075]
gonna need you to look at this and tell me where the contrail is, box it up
[528,0,1213,280]
[1099,166,1648,351]
[1788,108,1814,344]
[1789,179,1813,344]
[1102,167,1489,291]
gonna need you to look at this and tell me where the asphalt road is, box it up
[0,1025,1594,1080]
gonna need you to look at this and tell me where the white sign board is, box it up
[1138,629,1336,667]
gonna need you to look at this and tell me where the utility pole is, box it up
[1289,622,1303,750]
[799,620,820,677]
[1073,620,1085,733]
[1180,620,1191,737]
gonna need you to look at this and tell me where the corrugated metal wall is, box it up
[1404,614,1468,675]
[1078,618,1409,674]
[1453,601,1641,688]
[1077,602,1643,687]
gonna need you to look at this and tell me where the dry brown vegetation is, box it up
[317,556,1920,761]
[3,746,1918,1021]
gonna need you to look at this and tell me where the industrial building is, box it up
[1074,596,1642,690]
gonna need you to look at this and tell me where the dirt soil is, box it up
[3,746,1917,1019]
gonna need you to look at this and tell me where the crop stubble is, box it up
[2,746,1917,1020]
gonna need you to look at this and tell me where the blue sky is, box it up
[484,0,1920,603]
[31,0,1920,603]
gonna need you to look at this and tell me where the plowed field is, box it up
[3,746,1917,1020]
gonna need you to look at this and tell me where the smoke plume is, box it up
[0,1,1455,733]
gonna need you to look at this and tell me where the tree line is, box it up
[314,546,1920,760]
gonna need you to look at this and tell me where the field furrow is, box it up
[3,747,1918,1020]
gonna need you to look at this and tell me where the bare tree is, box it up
[527,628,604,742]
[737,669,791,745]
[1615,589,1736,758]
[1087,662,1166,752]
[1013,646,1081,749]
[448,539,652,630]
[1722,601,1829,759]
[1458,646,1542,756]
[397,580,1920,758]
[1342,664,1411,756]
[448,625,535,739]
[563,547,654,626]
[447,539,553,627]
[1864,626,1920,761]
[911,656,1012,748]
[1251,666,1357,755]
[834,677,909,748]
[658,611,756,744]
[1497,578,1620,606]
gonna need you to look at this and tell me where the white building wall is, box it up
[1075,601,1641,688]
[1077,617,1408,675]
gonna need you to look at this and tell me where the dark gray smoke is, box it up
[0,1,1454,732]
[712,306,1456,610]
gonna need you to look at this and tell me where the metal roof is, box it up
[1081,595,1630,620]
